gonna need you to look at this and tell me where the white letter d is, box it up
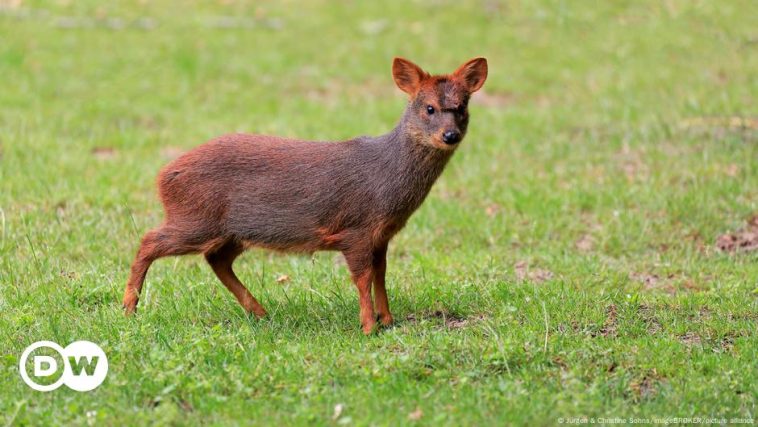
[34,356,58,377]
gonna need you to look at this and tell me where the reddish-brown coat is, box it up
[123,57,488,334]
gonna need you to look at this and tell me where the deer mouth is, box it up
[431,136,461,150]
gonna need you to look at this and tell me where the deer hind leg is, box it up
[204,241,267,318]
[123,226,201,314]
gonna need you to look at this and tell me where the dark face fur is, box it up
[393,57,488,150]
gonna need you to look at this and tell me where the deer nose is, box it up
[442,131,461,145]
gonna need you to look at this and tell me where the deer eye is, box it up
[426,105,435,115]
[456,105,466,115]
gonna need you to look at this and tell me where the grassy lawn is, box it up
[1,0,757,425]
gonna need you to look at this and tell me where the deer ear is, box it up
[392,57,428,95]
[454,57,488,93]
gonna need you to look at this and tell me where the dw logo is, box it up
[19,341,108,392]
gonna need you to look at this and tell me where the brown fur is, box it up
[123,57,488,334]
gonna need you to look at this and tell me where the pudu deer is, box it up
[123,57,488,334]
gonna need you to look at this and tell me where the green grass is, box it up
[1,0,757,425]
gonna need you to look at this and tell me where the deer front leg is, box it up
[372,244,393,326]
[343,248,376,335]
